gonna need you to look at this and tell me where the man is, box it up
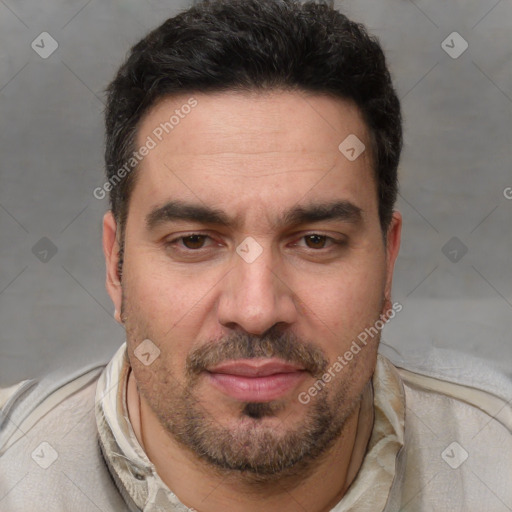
[1,0,511,510]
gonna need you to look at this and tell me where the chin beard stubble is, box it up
[169,378,361,482]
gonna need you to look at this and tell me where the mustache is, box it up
[186,329,329,379]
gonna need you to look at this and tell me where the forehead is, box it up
[130,90,376,223]
[137,89,370,156]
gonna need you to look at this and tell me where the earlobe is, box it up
[102,211,123,324]
[383,210,402,307]
[387,210,402,259]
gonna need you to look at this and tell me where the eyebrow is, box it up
[145,199,363,232]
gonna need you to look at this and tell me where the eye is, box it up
[166,233,213,251]
[296,234,345,250]
[304,234,329,249]
[176,234,210,249]
[180,234,209,249]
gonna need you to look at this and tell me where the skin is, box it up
[103,89,402,512]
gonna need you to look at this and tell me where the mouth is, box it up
[205,358,308,402]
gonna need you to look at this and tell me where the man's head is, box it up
[102,0,402,480]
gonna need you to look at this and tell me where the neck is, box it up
[127,370,374,512]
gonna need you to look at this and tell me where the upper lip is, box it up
[207,359,305,377]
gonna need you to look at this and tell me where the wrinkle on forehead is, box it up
[135,90,370,159]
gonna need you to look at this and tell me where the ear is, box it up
[382,210,402,317]
[103,211,123,324]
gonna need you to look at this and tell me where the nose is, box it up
[216,242,298,335]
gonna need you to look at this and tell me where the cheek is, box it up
[122,273,193,372]
[126,256,196,326]
[130,358,179,415]
[127,335,188,398]
[303,262,385,329]
[296,261,386,371]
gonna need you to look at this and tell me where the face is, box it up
[103,90,401,478]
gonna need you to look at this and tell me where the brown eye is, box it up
[181,234,208,249]
[304,234,327,249]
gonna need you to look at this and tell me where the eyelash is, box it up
[165,232,346,253]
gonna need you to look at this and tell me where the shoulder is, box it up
[0,364,105,455]
[0,363,129,511]
[387,350,512,510]
[392,348,512,433]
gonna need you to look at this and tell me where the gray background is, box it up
[0,0,511,386]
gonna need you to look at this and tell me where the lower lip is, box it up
[206,371,307,401]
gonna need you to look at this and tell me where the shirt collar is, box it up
[96,343,406,512]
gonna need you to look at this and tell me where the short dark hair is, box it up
[105,0,402,246]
